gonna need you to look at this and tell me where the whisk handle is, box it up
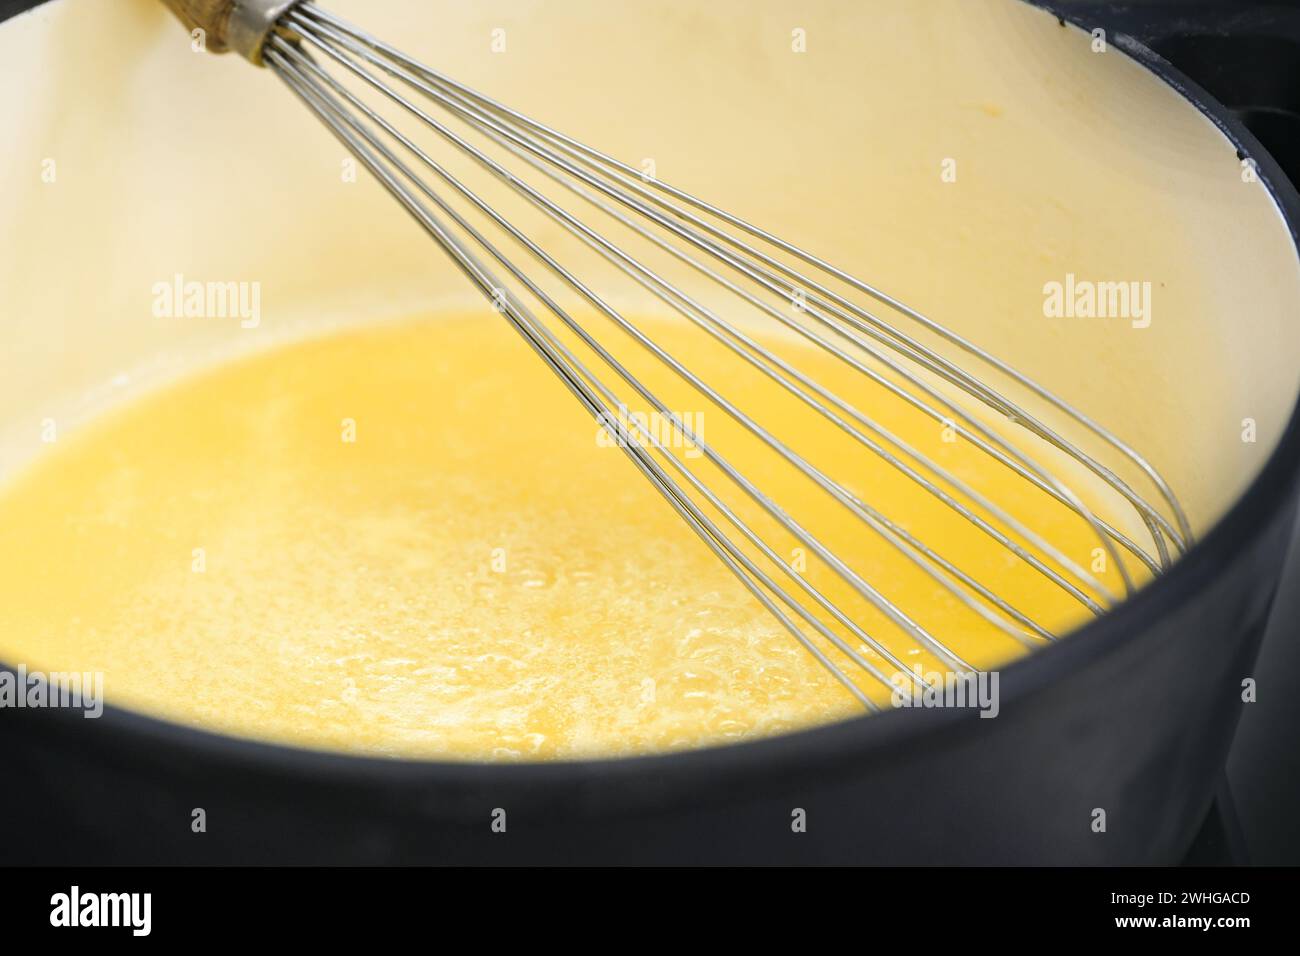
[160,0,305,64]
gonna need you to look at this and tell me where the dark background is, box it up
[0,0,1296,863]
[1040,0,1300,867]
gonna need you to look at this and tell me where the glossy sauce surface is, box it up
[0,313,1133,758]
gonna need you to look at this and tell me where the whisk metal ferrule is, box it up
[161,0,306,63]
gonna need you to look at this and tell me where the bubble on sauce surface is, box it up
[0,314,1116,759]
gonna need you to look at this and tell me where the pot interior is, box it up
[0,0,1297,756]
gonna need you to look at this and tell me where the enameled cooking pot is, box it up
[1,0,1298,863]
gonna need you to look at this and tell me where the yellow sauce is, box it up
[0,312,1130,759]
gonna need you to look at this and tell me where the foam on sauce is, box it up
[0,313,1131,759]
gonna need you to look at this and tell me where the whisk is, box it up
[161,0,1192,710]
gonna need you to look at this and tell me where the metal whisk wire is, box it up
[258,4,1192,706]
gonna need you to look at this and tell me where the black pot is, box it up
[2,0,1298,865]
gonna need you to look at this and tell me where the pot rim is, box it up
[3,0,1299,799]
